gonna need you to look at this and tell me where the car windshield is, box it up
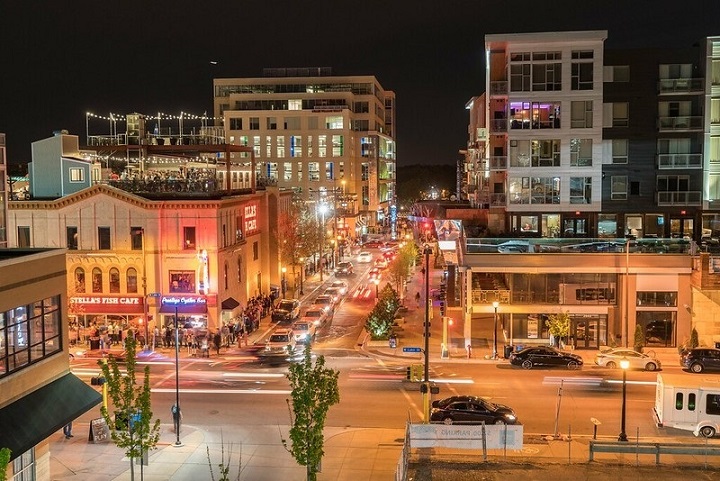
[269,334,290,342]
[315,298,331,305]
[294,323,309,331]
[304,310,322,318]
[278,301,294,310]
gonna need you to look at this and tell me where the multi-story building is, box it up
[0,248,101,479]
[8,131,291,338]
[213,67,396,237]
[0,133,7,248]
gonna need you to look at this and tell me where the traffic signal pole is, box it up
[422,245,432,423]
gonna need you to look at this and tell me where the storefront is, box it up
[159,295,209,329]
[68,295,145,345]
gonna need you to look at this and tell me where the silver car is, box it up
[594,348,661,371]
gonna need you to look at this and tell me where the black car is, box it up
[271,299,300,325]
[681,348,720,373]
[509,346,583,370]
[430,395,518,425]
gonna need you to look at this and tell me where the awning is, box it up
[0,373,102,461]
[221,297,240,310]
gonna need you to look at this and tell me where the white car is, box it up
[291,321,317,344]
[357,251,373,263]
[329,280,348,296]
[300,308,328,327]
[594,348,661,371]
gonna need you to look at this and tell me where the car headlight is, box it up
[298,333,307,339]
[504,414,517,421]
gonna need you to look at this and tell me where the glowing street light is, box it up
[618,357,630,442]
[373,277,380,300]
[492,301,500,360]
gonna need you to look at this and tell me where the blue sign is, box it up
[149,292,162,298]
[403,347,422,353]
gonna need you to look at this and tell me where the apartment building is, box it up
[0,133,7,248]
[213,67,396,237]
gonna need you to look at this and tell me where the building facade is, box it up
[213,67,396,237]
[0,133,7,248]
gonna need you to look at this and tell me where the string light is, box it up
[86,111,224,122]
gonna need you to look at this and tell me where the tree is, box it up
[386,243,418,298]
[0,448,10,481]
[98,336,161,481]
[364,284,400,339]
[546,311,571,348]
[633,324,646,352]
[283,348,340,481]
[690,327,699,349]
[276,200,322,294]
[206,434,241,481]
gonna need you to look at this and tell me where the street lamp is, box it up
[373,277,380,300]
[318,204,328,281]
[172,307,183,447]
[618,357,630,442]
[281,266,287,299]
[422,245,433,423]
[299,257,304,295]
[492,301,499,360]
[337,235,343,262]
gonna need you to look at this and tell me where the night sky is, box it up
[1,1,719,170]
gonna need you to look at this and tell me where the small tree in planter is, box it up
[690,327,699,349]
[634,324,646,352]
[546,311,570,348]
[364,283,400,340]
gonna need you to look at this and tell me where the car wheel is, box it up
[567,361,579,370]
[691,363,704,373]
[521,360,533,370]
[606,361,616,369]
[700,426,716,438]
[645,362,658,372]
[442,417,454,425]
[494,418,506,425]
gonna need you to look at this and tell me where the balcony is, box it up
[657,153,703,169]
[658,78,704,94]
[490,81,508,96]
[489,156,507,170]
[489,193,506,207]
[490,119,507,132]
[657,191,702,206]
[658,116,703,131]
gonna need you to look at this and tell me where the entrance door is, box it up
[670,218,694,238]
[563,218,587,237]
[573,318,599,349]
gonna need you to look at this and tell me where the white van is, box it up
[654,373,720,437]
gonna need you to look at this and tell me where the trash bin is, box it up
[89,336,101,350]
[503,345,513,359]
[389,335,397,349]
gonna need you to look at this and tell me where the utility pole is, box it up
[422,245,433,423]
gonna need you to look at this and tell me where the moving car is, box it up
[323,287,343,303]
[263,328,296,356]
[357,251,373,263]
[291,321,317,344]
[368,267,381,281]
[681,348,720,373]
[509,346,583,369]
[271,299,300,324]
[311,295,335,316]
[594,348,661,371]
[329,280,348,296]
[334,261,354,276]
[374,258,388,269]
[430,395,518,425]
[299,308,328,327]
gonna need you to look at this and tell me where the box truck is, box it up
[654,373,720,437]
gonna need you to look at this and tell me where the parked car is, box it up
[430,395,518,425]
[263,328,297,356]
[357,251,373,263]
[271,299,300,324]
[374,258,388,269]
[300,308,328,327]
[681,348,720,373]
[509,346,583,369]
[334,261,354,276]
[311,295,335,316]
[323,287,343,303]
[594,348,661,371]
[329,280,348,296]
[291,321,317,344]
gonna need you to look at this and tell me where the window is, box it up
[332,135,344,157]
[283,162,292,181]
[570,177,592,204]
[308,162,320,181]
[183,227,196,250]
[17,226,30,247]
[69,167,85,182]
[657,175,689,192]
[74,267,86,293]
[12,449,35,480]
[611,65,630,82]
[92,268,103,293]
[98,227,111,250]
[611,176,628,200]
[277,136,285,158]
[570,139,593,166]
[249,117,259,130]
[707,394,720,416]
[612,139,628,164]
[127,268,138,293]
[284,116,301,129]
[131,227,143,250]
[290,135,302,157]
[109,268,120,293]
[253,241,259,261]
[325,116,344,129]
[318,135,327,157]
[510,53,531,92]
[288,99,302,110]
[361,163,369,181]
[571,51,594,90]
[612,102,629,127]
[531,140,560,167]
[170,271,195,293]
[229,117,242,130]
[325,161,334,180]
[532,62,562,91]
[267,117,277,130]
[67,227,78,250]
[237,257,243,283]
[571,101,593,128]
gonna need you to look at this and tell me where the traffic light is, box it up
[405,366,412,380]
[406,364,423,382]
[439,300,446,316]
[91,376,106,386]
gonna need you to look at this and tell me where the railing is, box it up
[465,237,693,254]
[657,153,703,169]
[589,440,720,464]
[489,81,508,95]
[657,78,704,93]
[471,289,511,304]
[490,119,507,132]
[657,191,702,206]
[658,116,703,131]
[489,156,507,170]
[489,193,506,207]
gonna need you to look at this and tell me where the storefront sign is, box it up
[244,202,259,236]
[70,296,144,314]
[160,295,208,314]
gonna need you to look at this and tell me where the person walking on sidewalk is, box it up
[415,291,421,308]
[63,421,73,439]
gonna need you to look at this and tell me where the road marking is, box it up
[151,388,291,395]
[222,372,285,378]
[401,388,424,421]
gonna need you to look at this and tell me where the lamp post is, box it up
[137,228,150,351]
[281,267,287,299]
[492,301,499,360]
[624,237,631,348]
[422,245,433,423]
[299,257,304,296]
[172,307,183,447]
[318,204,328,281]
[337,235,343,262]
[618,357,630,442]
[373,277,380,300]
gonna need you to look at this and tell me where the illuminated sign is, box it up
[160,295,208,314]
[244,202,259,236]
[69,296,144,314]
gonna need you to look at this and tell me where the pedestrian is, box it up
[213,330,221,356]
[63,422,73,439]
[415,291,421,308]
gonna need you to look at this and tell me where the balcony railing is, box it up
[471,289,511,304]
[657,191,702,206]
[658,116,703,131]
[657,153,703,169]
[489,156,507,170]
[489,193,506,207]
[490,119,507,132]
[658,78,704,94]
[489,81,508,96]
